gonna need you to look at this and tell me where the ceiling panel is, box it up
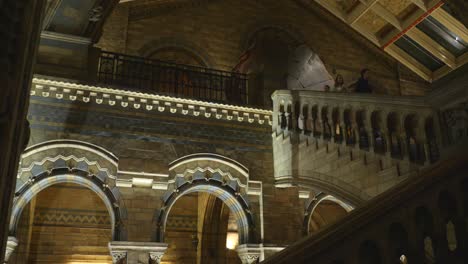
[417,16,467,57]
[395,35,445,71]
[357,9,389,33]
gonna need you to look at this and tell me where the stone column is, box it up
[108,241,168,264]
[3,237,18,263]
[237,244,261,264]
[0,1,46,262]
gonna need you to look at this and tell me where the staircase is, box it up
[262,150,468,263]
[271,90,445,205]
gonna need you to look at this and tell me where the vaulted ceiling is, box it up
[298,0,467,82]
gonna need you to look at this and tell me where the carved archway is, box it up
[303,193,354,235]
[10,140,127,241]
[155,154,254,245]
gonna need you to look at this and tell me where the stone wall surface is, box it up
[21,92,303,256]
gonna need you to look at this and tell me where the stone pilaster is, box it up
[237,244,261,264]
[108,241,168,264]
[4,237,18,263]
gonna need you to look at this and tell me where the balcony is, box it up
[96,51,248,106]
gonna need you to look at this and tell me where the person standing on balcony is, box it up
[332,74,345,92]
[355,68,372,93]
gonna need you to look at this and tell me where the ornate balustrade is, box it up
[272,90,441,165]
[262,152,468,264]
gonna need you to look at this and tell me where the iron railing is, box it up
[97,51,248,105]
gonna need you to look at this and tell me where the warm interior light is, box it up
[226,232,239,250]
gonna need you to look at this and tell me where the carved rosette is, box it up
[111,251,127,264]
[149,252,164,263]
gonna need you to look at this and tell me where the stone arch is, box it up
[156,181,253,245]
[11,139,127,240]
[239,23,305,52]
[303,193,354,235]
[138,37,215,68]
[283,172,370,205]
[156,153,254,244]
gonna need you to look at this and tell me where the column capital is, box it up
[149,252,164,263]
[109,241,168,264]
[237,244,261,264]
[110,251,127,264]
[4,236,18,263]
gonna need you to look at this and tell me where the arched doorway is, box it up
[162,192,242,264]
[9,182,113,263]
[303,193,353,235]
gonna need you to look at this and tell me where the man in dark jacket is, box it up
[356,68,372,93]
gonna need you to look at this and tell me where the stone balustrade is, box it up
[262,151,468,264]
[272,90,441,165]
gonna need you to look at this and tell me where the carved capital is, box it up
[239,253,260,264]
[111,251,127,264]
[149,252,164,263]
[4,236,19,262]
[237,244,261,264]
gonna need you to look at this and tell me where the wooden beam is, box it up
[385,44,433,81]
[352,23,381,46]
[410,0,428,11]
[431,8,468,43]
[347,0,378,25]
[406,27,457,68]
[314,0,381,46]
[372,3,403,30]
[315,0,347,21]
[433,52,468,80]
[381,0,443,48]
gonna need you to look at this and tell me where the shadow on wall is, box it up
[233,28,333,108]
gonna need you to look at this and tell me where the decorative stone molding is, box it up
[31,77,272,126]
[4,236,18,263]
[237,244,261,264]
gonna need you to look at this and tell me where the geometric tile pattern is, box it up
[34,208,111,228]
[166,215,197,230]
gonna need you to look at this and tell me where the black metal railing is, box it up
[97,51,248,105]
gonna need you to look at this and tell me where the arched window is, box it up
[414,206,435,262]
